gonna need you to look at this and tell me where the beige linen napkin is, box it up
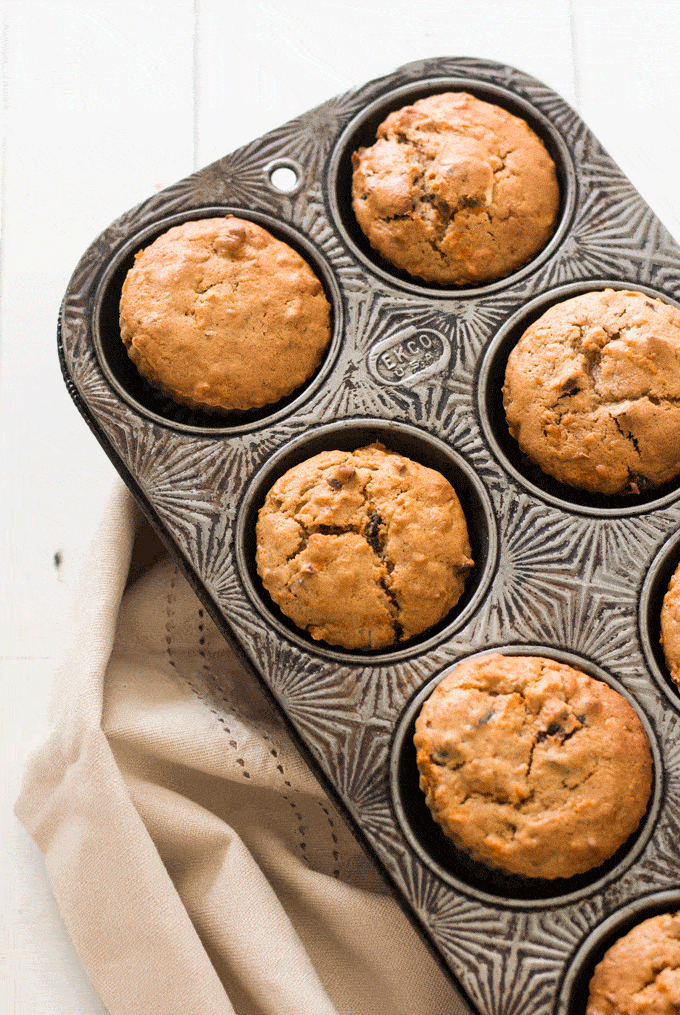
[16,479,465,1015]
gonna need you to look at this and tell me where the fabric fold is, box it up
[16,478,464,1015]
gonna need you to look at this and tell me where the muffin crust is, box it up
[503,289,680,495]
[351,91,559,285]
[586,912,680,1014]
[119,216,331,413]
[255,443,473,650]
[661,561,680,687]
[414,653,653,879]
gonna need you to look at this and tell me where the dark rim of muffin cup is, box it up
[556,889,680,1014]
[91,206,343,435]
[235,418,498,664]
[389,645,662,910]
[327,77,576,297]
[640,527,680,709]
[478,279,680,516]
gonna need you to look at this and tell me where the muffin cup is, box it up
[328,77,576,297]
[92,207,344,434]
[477,279,680,515]
[235,418,497,664]
[640,528,680,707]
[390,645,662,909]
[557,889,680,1014]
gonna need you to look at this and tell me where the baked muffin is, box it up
[503,289,680,496]
[119,216,331,413]
[255,443,473,650]
[414,653,652,880]
[586,912,680,1014]
[661,560,680,686]
[351,91,559,285]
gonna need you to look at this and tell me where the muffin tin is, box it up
[59,57,680,1015]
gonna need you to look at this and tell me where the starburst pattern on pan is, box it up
[168,94,358,215]
[597,512,677,584]
[413,892,574,1015]
[112,432,225,544]
[451,296,519,363]
[391,852,466,916]
[528,89,581,145]
[182,511,240,604]
[466,500,644,654]
[266,93,365,177]
[550,186,668,284]
[577,148,643,198]
[435,401,483,459]
[655,709,680,812]
[536,901,605,955]
[252,635,359,720]
[173,148,283,212]
[345,288,428,354]
[71,353,124,421]
[639,805,680,890]
[60,301,93,370]
[297,186,365,288]
[307,353,409,421]
[432,924,568,1015]
[648,252,680,294]
[316,720,394,824]
[352,655,435,724]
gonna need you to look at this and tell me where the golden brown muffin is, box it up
[119,216,331,413]
[351,91,559,285]
[586,912,680,1014]
[661,561,680,686]
[503,289,680,495]
[255,443,473,650]
[414,653,653,880]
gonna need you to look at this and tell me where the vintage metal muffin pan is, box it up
[59,57,680,1015]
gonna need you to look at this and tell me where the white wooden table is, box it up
[2,2,679,1011]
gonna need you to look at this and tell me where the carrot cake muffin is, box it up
[586,911,680,1014]
[414,653,653,880]
[503,289,680,496]
[255,443,473,650]
[119,216,331,412]
[661,560,680,687]
[351,91,560,285]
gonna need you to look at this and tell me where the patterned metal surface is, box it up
[59,57,680,1015]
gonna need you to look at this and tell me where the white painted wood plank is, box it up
[2,659,110,1015]
[1,0,195,664]
[572,0,680,240]
[2,4,194,1014]
[195,0,575,166]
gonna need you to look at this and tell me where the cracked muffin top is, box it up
[586,912,680,1015]
[414,653,652,880]
[503,288,680,496]
[661,561,680,688]
[255,443,473,651]
[119,216,331,413]
[351,91,560,285]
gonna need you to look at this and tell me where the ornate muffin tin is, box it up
[59,57,680,1015]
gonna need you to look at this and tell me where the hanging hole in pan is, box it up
[265,159,304,195]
